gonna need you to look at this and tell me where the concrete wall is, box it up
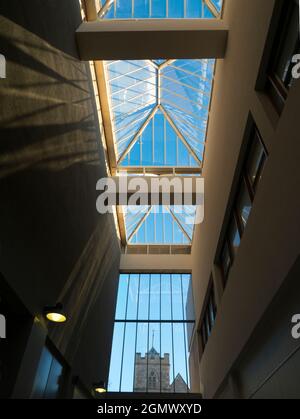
[217,257,300,399]
[190,0,300,398]
[0,0,120,397]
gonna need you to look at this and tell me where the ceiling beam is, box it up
[117,166,202,175]
[76,19,228,60]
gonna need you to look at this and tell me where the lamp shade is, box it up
[44,303,67,323]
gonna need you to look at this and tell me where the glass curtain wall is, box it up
[108,273,195,393]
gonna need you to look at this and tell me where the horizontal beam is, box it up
[98,176,204,206]
[120,253,192,272]
[76,19,228,60]
[117,166,202,175]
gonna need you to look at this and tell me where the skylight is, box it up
[103,58,215,245]
[99,0,223,19]
[106,59,215,169]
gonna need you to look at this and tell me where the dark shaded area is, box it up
[0,0,82,58]
[0,0,120,397]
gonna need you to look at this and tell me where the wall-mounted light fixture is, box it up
[44,303,67,323]
[93,381,107,394]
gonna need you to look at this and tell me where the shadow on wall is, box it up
[0,0,82,58]
[0,20,105,178]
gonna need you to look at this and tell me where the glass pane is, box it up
[236,180,252,229]
[108,322,125,391]
[173,323,188,393]
[110,274,195,393]
[161,274,171,321]
[168,0,184,18]
[138,274,150,320]
[115,0,132,18]
[151,0,166,18]
[150,274,160,320]
[147,322,161,392]
[121,323,137,391]
[134,0,150,18]
[126,274,139,320]
[161,323,174,392]
[171,274,183,320]
[102,0,223,19]
[208,296,216,329]
[221,242,231,280]
[228,217,241,256]
[186,0,202,18]
[115,274,129,319]
[31,347,52,398]
[246,130,265,189]
[274,2,299,88]
[44,357,63,399]
[134,322,148,392]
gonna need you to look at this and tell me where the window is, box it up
[108,273,195,393]
[265,0,300,114]
[99,0,223,19]
[220,124,267,286]
[200,281,217,351]
[31,344,65,399]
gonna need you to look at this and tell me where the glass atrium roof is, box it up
[104,58,214,245]
[99,2,222,245]
[106,59,214,169]
[99,0,223,19]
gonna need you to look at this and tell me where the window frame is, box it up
[218,122,268,287]
[256,0,300,115]
[199,279,217,352]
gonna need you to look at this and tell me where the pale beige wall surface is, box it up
[190,0,300,397]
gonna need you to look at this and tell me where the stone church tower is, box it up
[133,346,188,393]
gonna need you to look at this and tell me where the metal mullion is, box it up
[132,0,134,18]
[170,275,175,393]
[128,206,152,243]
[114,0,116,18]
[132,273,140,392]
[164,64,211,82]
[160,86,210,108]
[160,105,202,166]
[159,59,176,71]
[159,274,162,392]
[166,206,191,243]
[172,216,174,243]
[166,0,169,18]
[164,114,167,165]
[157,68,161,105]
[180,275,190,393]
[152,110,155,163]
[252,153,266,193]
[114,112,151,134]
[184,0,187,18]
[112,91,156,111]
[115,319,195,324]
[146,274,152,393]
[118,105,158,164]
[98,0,114,18]
[140,130,143,166]
[112,75,157,96]
[160,74,211,96]
[162,99,208,120]
[109,65,151,82]
[204,0,220,18]
[119,274,131,392]
[169,110,206,134]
